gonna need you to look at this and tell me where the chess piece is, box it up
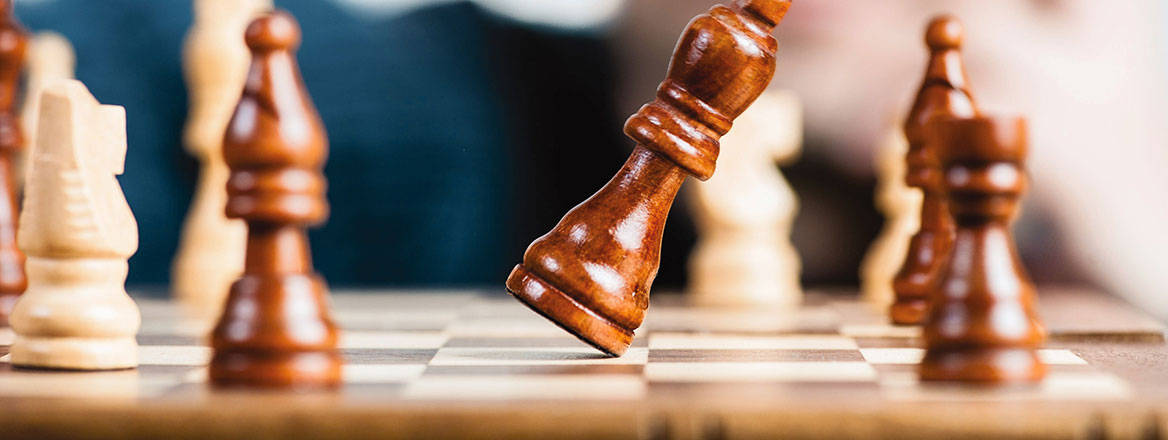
[0,0,25,327]
[18,31,74,187]
[173,0,269,318]
[209,10,341,388]
[505,0,792,356]
[919,115,1046,382]
[860,118,922,306]
[687,89,802,307]
[890,15,977,325]
[9,79,139,370]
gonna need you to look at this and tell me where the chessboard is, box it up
[2,287,1167,439]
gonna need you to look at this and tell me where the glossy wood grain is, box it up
[505,0,792,356]
[890,15,977,325]
[0,0,26,327]
[209,10,341,388]
[920,115,1046,382]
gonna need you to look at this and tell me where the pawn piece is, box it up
[209,10,341,388]
[687,90,802,307]
[18,32,74,188]
[9,79,139,370]
[505,0,793,356]
[0,0,25,326]
[919,115,1046,382]
[890,15,978,325]
[860,117,922,306]
[172,0,270,319]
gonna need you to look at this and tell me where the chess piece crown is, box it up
[506,0,791,356]
[890,15,978,325]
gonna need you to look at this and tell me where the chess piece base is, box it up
[505,265,632,357]
[10,336,137,370]
[209,350,341,388]
[889,298,928,325]
[919,347,1046,383]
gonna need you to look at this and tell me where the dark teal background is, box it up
[17,0,653,288]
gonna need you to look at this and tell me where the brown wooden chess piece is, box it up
[890,15,977,325]
[505,0,792,356]
[209,10,341,388]
[919,115,1046,383]
[0,0,26,327]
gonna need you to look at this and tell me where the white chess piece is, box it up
[859,118,922,306]
[687,90,803,307]
[18,32,74,187]
[9,79,139,370]
[172,0,269,318]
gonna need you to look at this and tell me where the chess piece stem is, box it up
[890,15,977,325]
[919,116,1046,382]
[209,10,341,388]
[506,0,791,356]
[0,0,25,326]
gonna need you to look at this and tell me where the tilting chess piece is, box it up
[173,0,270,319]
[10,79,139,370]
[919,115,1046,382]
[687,90,802,307]
[505,0,792,356]
[890,15,978,325]
[18,31,74,187]
[860,118,921,306]
[0,1,25,327]
[209,11,341,387]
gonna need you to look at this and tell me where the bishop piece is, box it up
[208,11,341,388]
[505,0,792,356]
[890,15,978,325]
[919,115,1046,383]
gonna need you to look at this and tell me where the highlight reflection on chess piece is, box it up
[18,31,74,188]
[860,118,921,306]
[505,0,792,356]
[920,115,1046,382]
[173,0,270,319]
[0,0,25,327]
[687,90,802,307]
[890,15,977,325]
[10,79,139,370]
[209,11,341,387]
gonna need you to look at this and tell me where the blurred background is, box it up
[15,0,1168,319]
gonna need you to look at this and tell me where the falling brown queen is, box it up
[505,0,793,356]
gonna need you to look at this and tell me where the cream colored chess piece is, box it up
[172,0,269,318]
[19,31,75,183]
[687,90,803,307]
[9,79,139,370]
[859,118,922,306]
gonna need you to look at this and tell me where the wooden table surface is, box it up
[1,287,1165,440]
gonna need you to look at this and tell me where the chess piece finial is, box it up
[889,14,977,325]
[0,0,26,326]
[173,0,270,319]
[19,32,75,184]
[209,10,341,388]
[920,115,1046,382]
[505,0,792,356]
[860,117,922,306]
[687,90,802,307]
[10,79,139,370]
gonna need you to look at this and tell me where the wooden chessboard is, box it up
[1,287,1166,439]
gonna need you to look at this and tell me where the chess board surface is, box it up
[2,287,1167,439]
